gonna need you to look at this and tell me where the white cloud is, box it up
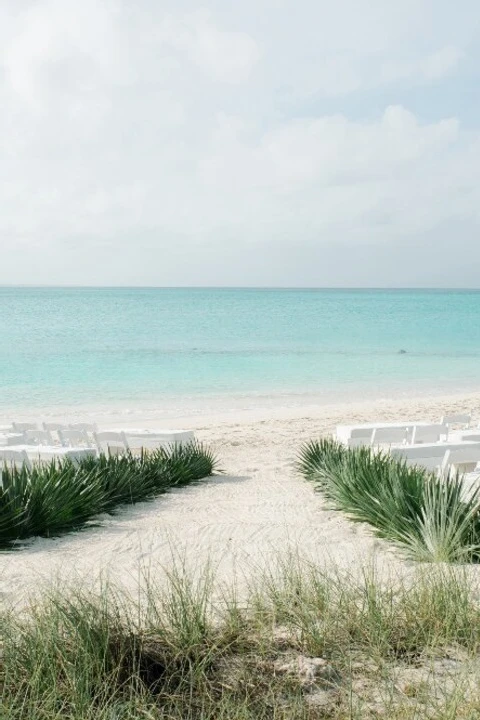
[380,45,464,87]
[159,10,260,83]
[194,106,466,242]
[3,0,122,107]
[0,0,479,285]
[421,45,463,80]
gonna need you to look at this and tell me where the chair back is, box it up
[347,428,373,448]
[441,413,471,429]
[442,446,480,476]
[410,424,447,444]
[23,429,53,446]
[69,423,98,432]
[43,423,68,443]
[12,422,38,432]
[391,444,450,461]
[411,454,448,475]
[461,433,480,442]
[0,449,32,471]
[43,422,68,431]
[370,427,408,446]
[59,429,91,447]
[124,433,175,453]
[391,448,448,477]
[94,431,129,456]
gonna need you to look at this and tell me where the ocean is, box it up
[1,287,479,415]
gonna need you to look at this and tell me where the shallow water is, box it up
[1,287,479,412]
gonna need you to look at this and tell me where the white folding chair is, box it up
[410,424,447,444]
[94,431,129,456]
[441,413,471,429]
[442,447,480,477]
[59,429,91,447]
[370,427,408,446]
[23,429,53,445]
[391,445,449,473]
[393,445,451,461]
[69,423,98,432]
[43,422,68,442]
[123,433,184,453]
[43,422,67,431]
[70,423,98,444]
[0,449,32,471]
[12,422,38,433]
[441,414,471,440]
[124,433,157,454]
[347,428,374,448]
[411,453,449,477]
[461,433,480,442]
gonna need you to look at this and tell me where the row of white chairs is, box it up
[0,426,191,469]
[391,443,480,478]
[11,422,98,432]
[0,432,140,471]
[12,428,97,448]
[347,414,474,449]
[3,423,107,452]
[10,421,98,438]
[348,423,448,448]
[0,430,139,471]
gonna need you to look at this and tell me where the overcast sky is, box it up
[1,0,480,287]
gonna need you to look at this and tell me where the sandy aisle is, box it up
[2,391,480,606]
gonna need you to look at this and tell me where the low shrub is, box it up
[297,438,480,563]
[0,441,219,547]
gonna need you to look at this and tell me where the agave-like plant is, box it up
[0,441,219,547]
[297,438,480,563]
[401,472,480,563]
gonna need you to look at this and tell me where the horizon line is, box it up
[1,285,480,291]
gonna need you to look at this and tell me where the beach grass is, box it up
[297,438,480,563]
[3,556,480,718]
[0,441,219,547]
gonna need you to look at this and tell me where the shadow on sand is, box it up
[3,475,250,553]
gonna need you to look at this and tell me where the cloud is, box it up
[421,45,464,80]
[190,105,474,257]
[3,0,122,107]
[201,106,459,192]
[0,0,479,286]
[159,10,260,83]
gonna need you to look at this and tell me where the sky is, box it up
[1,0,480,287]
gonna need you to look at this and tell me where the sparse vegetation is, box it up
[3,556,480,718]
[0,441,219,547]
[5,437,480,717]
[297,438,480,563]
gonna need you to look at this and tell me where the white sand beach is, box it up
[2,391,480,607]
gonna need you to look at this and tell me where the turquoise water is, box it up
[1,287,479,411]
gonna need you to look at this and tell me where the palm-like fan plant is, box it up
[0,441,219,547]
[297,438,480,563]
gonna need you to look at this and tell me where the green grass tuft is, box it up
[4,558,480,719]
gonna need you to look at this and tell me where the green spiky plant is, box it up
[297,438,480,563]
[0,441,219,547]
